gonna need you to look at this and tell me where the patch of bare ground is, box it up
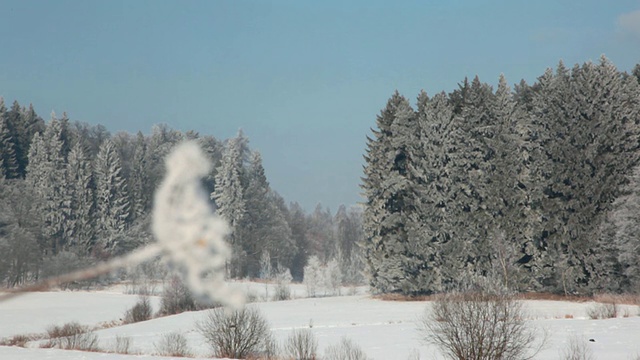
[373,293,433,302]
[375,292,640,305]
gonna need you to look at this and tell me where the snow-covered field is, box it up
[1,283,639,359]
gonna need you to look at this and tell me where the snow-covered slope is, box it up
[1,287,639,359]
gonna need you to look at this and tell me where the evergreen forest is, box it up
[362,57,640,296]
[2,56,640,297]
[0,101,364,287]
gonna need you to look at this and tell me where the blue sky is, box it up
[1,1,640,212]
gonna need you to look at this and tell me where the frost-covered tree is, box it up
[0,99,18,179]
[324,258,342,295]
[6,101,45,178]
[212,134,245,232]
[362,91,422,294]
[307,204,335,263]
[334,205,365,285]
[610,165,640,291]
[484,75,533,291]
[25,114,72,255]
[236,151,295,277]
[527,58,640,294]
[287,202,310,282]
[0,179,43,286]
[66,142,95,254]
[212,133,247,277]
[633,63,640,84]
[95,138,130,253]
[129,131,150,220]
[303,255,323,297]
[406,91,456,292]
[362,57,640,295]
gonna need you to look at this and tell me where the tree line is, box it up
[0,100,364,287]
[362,57,640,296]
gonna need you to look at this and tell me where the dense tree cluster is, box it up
[0,101,365,286]
[363,57,640,295]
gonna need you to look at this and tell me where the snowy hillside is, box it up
[1,284,640,359]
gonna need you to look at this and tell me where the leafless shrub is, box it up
[245,289,259,303]
[264,332,280,360]
[154,332,190,357]
[324,336,368,360]
[418,292,544,360]
[196,306,271,359]
[273,282,292,301]
[1,333,39,347]
[158,275,196,316]
[124,295,153,324]
[124,280,157,296]
[561,335,595,360]
[285,329,318,360]
[46,322,100,351]
[586,301,618,319]
[112,335,132,354]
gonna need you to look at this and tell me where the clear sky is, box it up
[1,1,639,212]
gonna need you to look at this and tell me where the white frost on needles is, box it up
[152,141,244,308]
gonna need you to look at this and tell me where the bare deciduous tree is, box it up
[154,332,190,357]
[196,306,271,359]
[285,329,317,360]
[418,292,545,360]
[324,336,368,360]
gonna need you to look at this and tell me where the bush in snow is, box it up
[158,275,196,316]
[111,335,132,354]
[561,335,595,360]
[418,292,544,360]
[586,297,618,319]
[46,321,100,351]
[124,295,152,324]
[324,336,369,360]
[197,306,272,359]
[154,332,190,357]
[285,329,318,360]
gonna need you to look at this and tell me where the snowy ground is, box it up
[1,283,639,359]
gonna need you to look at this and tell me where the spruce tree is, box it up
[129,131,150,220]
[237,151,295,277]
[66,142,95,254]
[44,113,73,253]
[24,114,71,255]
[485,74,532,290]
[95,138,130,253]
[7,102,44,178]
[610,165,640,291]
[362,91,420,294]
[211,133,247,277]
[0,99,18,178]
[287,202,310,282]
